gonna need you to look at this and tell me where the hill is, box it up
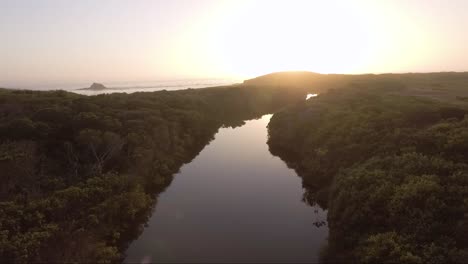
[78,82,108,91]
[244,71,468,104]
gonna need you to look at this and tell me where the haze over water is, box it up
[72,78,240,96]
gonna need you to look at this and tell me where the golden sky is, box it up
[1,0,467,87]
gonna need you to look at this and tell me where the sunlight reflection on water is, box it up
[124,114,328,263]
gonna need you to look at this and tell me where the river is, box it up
[124,114,328,263]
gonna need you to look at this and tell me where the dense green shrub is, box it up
[268,86,468,262]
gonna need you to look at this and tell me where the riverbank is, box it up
[268,84,468,262]
[125,114,327,263]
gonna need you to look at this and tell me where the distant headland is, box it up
[78,82,107,90]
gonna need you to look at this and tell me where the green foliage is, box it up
[0,84,307,262]
[357,232,423,264]
[268,86,468,262]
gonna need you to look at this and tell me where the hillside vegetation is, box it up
[247,71,468,104]
[268,77,468,263]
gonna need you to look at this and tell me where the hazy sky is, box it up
[1,0,468,88]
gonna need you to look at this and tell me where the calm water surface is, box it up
[72,79,239,95]
[125,114,328,263]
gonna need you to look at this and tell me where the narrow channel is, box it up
[125,114,328,263]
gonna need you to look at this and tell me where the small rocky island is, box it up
[79,82,107,90]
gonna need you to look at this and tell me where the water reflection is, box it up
[124,114,328,263]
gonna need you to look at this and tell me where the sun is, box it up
[167,0,435,79]
[201,0,381,78]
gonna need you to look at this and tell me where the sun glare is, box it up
[178,0,435,79]
[200,0,379,78]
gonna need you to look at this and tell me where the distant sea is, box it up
[74,78,242,96]
[6,78,242,96]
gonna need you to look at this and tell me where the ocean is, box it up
[3,78,242,96]
[72,79,241,96]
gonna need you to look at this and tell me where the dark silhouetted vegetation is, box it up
[0,84,308,263]
[268,83,468,263]
[248,71,468,104]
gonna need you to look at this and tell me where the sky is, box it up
[1,0,468,88]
